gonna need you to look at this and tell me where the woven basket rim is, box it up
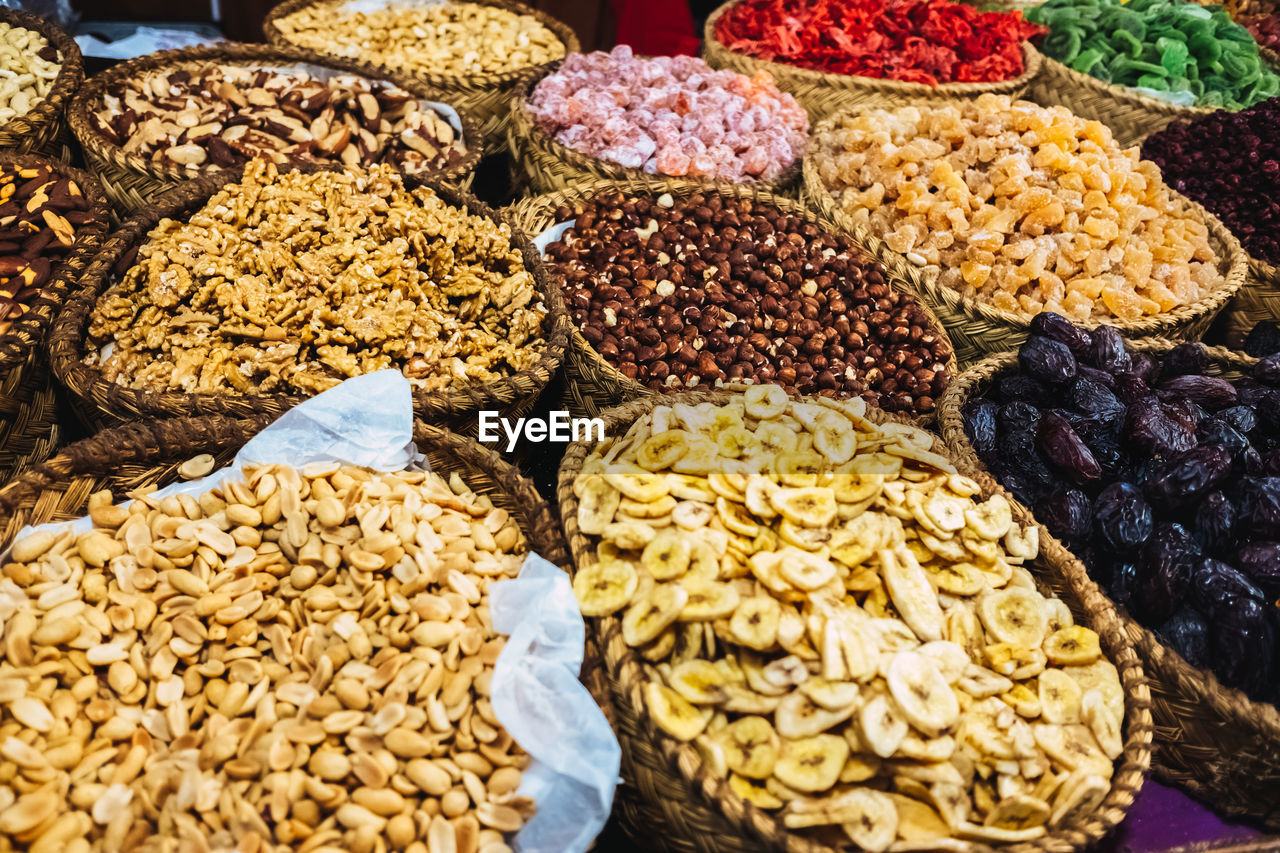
[935,338,1280,745]
[703,0,1043,96]
[0,7,83,150]
[508,62,804,194]
[0,411,570,565]
[263,0,580,91]
[506,176,959,419]
[1249,253,1278,285]
[802,110,1250,341]
[67,42,484,193]
[558,390,1152,853]
[1031,46,1280,122]
[48,160,570,425]
[0,151,110,375]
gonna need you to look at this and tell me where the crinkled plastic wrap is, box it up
[2,370,620,850]
[491,555,620,853]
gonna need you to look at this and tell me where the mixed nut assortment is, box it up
[271,1,566,78]
[92,64,468,176]
[87,161,546,396]
[572,388,1125,848]
[811,96,1225,323]
[541,190,951,415]
[0,460,533,852]
[962,313,1280,702]
[0,22,59,125]
[0,162,94,335]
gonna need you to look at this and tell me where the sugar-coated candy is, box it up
[812,95,1224,323]
[1142,96,1280,265]
[527,46,808,183]
[1028,0,1279,109]
[715,0,1043,85]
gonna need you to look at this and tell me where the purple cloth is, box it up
[1098,779,1267,852]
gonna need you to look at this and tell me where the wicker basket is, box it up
[0,153,108,488]
[67,43,483,217]
[801,116,1249,367]
[506,65,803,197]
[1215,255,1280,350]
[1027,47,1280,148]
[935,338,1280,827]
[263,0,579,154]
[505,177,958,422]
[700,0,1042,121]
[0,7,82,157]
[0,411,615,847]
[48,161,570,436]
[558,390,1153,853]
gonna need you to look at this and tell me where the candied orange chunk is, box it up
[961,260,993,287]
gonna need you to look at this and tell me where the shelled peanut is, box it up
[811,95,1225,323]
[0,22,59,125]
[87,160,545,395]
[272,1,565,77]
[571,387,1126,848]
[0,460,532,853]
[0,163,93,334]
[93,64,467,176]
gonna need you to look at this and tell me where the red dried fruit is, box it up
[713,0,1044,85]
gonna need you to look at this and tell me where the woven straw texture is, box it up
[0,7,82,155]
[558,390,1152,853]
[506,176,958,423]
[263,0,579,153]
[1027,47,1280,148]
[700,0,1041,121]
[506,65,802,197]
[1217,255,1280,350]
[48,161,570,435]
[936,338,1280,828]
[0,152,108,487]
[68,43,483,217]
[801,118,1249,368]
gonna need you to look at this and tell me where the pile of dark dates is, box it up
[963,312,1280,702]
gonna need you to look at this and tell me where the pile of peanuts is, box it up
[811,96,1224,323]
[541,190,951,415]
[88,161,545,396]
[93,64,467,176]
[272,1,565,77]
[0,22,59,125]
[0,460,533,853]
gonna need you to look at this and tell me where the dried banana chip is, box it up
[568,394,1124,847]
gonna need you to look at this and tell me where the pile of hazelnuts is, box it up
[541,190,952,415]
